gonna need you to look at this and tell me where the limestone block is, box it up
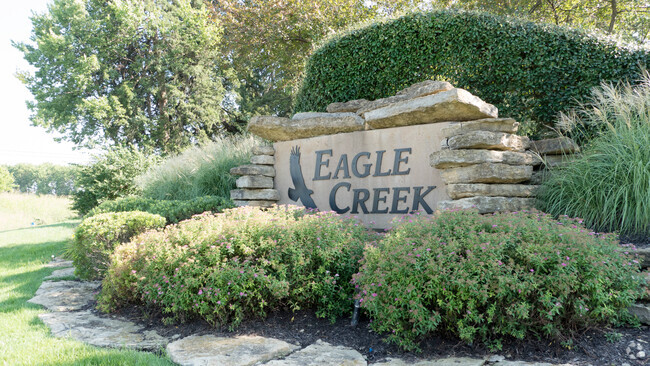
[447,131,530,152]
[442,118,519,137]
[628,303,650,325]
[167,335,299,366]
[252,145,275,156]
[233,200,276,208]
[44,267,76,280]
[248,114,364,141]
[230,164,275,177]
[28,280,100,312]
[446,184,539,199]
[326,99,370,113]
[375,357,484,366]
[250,155,275,165]
[430,150,538,169]
[440,163,532,184]
[264,340,366,366]
[236,176,274,189]
[231,189,279,201]
[541,154,573,168]
[529,170,547,185]
[364,88,498,129]
[39,310,168,351]
[395,80,454,99]
[529,137,579,155]
[437,196,535,213]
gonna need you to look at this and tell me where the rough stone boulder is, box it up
[248,114,364,141]
[638,247,650,268]
[326,99,370,113]
[264,340,366,366]
[446,184,539,199]
[28,280,100,312]
[438,196,535,213]
[231,189,279,201]
[230,165,275,177]
[628,303,650,325]
[39,310,168,351]
[166,335,299,366]
[446,131,530,152]
[529,137,579,155]
[363,88,498,129]
[442,118,519,137]
[430,150,539,169]
[236,176,274,189]
[440,163,533,184]
[250,155,275,165]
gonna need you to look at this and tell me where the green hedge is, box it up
[68,211,166,280]
[296,10,648,133]
[86,196,235,224]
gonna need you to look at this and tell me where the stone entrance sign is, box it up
[274,123,452,228]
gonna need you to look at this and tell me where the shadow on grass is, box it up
[0,266,56,313]
[0,221,79,235]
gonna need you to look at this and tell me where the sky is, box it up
[0,0,95,166]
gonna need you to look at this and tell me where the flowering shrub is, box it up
[68,211,166,280]
[353,210,644,351]
[98,206,377,328]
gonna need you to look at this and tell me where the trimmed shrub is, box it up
[353,210,644,351]
[296,10,648,134]
[539,74,650,237]
[136,135,258,201]
[72,147,159,215]
[69,211,166,280]
[86,196,235,224]
[98,206,378,328]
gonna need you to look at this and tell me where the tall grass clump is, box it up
[137,135,259,200]
[539,72,650,238]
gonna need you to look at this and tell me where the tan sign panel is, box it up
[274,123,452,228]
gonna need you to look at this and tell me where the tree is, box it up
[212,0,424,121]
[15,0,225,154]
[0,167,15,193]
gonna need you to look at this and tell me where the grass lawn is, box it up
[0,193,174,365]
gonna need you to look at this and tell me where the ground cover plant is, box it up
[0,194,172,365]
[69,211,166,280]
[539,73,650,238]
[99,206,378,328]
[86,196,235,224]
[296,9,649,135]
[353,210,644,351]
[136,135,258,201]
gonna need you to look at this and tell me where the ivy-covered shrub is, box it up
[98,206,377,328]
[69,211,166,280]
[353,210,644,351]
[296,9,648,134]
[72,146,159,215]
[86,196,235,224]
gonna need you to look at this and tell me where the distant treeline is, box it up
[3,164,79,196]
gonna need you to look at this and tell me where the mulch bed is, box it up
[101,301,648,366]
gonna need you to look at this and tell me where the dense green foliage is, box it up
[15,0,224,153]
[539,76,650,237]
[136,135,257,201]
[87,196,235,224]
[69,211,166,280]
[5,163,78,195]
[354,210,644,351]
[0,167,15,193]
[98,206,377,327]
[72,147,159,215]
[296,10,648,134]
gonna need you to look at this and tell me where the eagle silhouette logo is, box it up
[288,146,317,209]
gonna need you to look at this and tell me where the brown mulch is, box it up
[99,302,649,366]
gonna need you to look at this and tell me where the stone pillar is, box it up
[230,145,279,208]
[431,118,540,213]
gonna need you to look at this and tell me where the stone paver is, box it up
[28,280,100,311]
[167,334,299,366]
[375,357,485,366]
[44,267,76,280]
[264,340,366,366]
[39,310,167,351]
[44,257,73,268]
